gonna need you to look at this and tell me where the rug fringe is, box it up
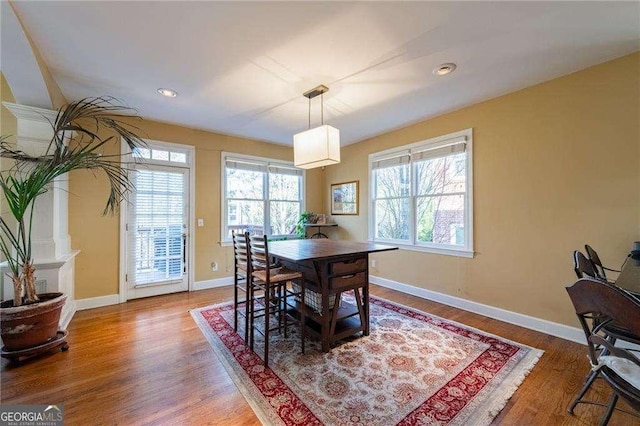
[487,350,543,417]
[454,348,544,426]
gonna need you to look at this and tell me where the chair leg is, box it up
[568,369,600,414]
[600,393,618,426]
[244,276,250,344]
[233,273,239,333]
[264,283,270,367]
[249,278,255,352]
[300,280,306,355]
[282,283,287,339]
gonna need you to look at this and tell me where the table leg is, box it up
[363,281,370,336]
[320,271,331,352]
[310,226,328,238]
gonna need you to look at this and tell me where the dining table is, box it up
[617,254,640,297]
[268,238,398,352]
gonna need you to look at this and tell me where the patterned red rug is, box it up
[191,296,542,425]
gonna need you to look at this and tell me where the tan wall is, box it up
[323,53,640,327]
[69,120,323,299]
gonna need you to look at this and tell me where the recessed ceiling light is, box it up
[157,88,178,98]
[433,63,457,76]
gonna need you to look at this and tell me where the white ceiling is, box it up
[6,1,640,146]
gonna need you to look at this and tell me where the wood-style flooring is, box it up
[1,285,636,425]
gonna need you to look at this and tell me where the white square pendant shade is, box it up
[294,124,340,169]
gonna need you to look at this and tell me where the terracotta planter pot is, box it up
[1,293,66,352]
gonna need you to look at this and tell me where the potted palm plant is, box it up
[0,96,145,355]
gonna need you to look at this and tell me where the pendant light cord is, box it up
[303,85,328,129]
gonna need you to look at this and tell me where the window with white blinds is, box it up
[222,153,304,242]
[369,129,474,258]
[128,168,187,286]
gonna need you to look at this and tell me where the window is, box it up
[134,146,189,165]
[222,153,304,242]
[369,129,473,257]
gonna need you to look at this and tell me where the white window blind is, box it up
[371,152,411,170]
[128,169,186,286]
[411,137,466,161]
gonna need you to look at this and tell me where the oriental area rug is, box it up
[191,296,543,425]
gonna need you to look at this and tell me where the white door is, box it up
[126,165,189,299]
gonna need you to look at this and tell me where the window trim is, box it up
[368,128,474,258]
[220,152,306,246]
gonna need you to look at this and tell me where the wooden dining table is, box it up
[268,239,397,352]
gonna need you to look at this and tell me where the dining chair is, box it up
[570,250,640,414]
[585,244,620,283]
[566,278,640,425]
[248,235,307,367]
[232,230,251,343]
[574,250,601,281]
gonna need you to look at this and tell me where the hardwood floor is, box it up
[1,285,636,425]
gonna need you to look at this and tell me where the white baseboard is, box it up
[60,300,76,329]
[76,294,120,311]
[193,277,233,291]
[370,275,584,344]
[74,279,233,312]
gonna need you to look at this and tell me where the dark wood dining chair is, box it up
[232,230,251,343]
[566,278,640,425]
[574,250,601,281]
[570,251,640,415]
[248,235,307,367]
[585,244,620,283]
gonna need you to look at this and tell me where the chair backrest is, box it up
[232,230,250,274]
[249,234,270,271]
[566,278,640,409]
[574,250,600,280]
[566,278,640,341]
[585,244,607,280]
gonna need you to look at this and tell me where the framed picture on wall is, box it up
[331,181,359,215]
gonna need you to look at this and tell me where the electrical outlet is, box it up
[211,261,218,271]
[197,218,204,227]
[371,259,377,268]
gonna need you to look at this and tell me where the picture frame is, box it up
[331,181,359,215]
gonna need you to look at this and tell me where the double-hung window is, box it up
[369,129,473,257]
[222,152,304,243]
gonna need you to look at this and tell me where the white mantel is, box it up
[1,101,77,328]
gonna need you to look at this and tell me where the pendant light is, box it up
[293,85,340,169]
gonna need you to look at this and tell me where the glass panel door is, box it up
[127,165,189,299]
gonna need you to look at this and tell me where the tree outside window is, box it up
[223,154,303,240]
[370,129,473,256]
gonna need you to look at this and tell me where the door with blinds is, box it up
[126,164,189,299]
